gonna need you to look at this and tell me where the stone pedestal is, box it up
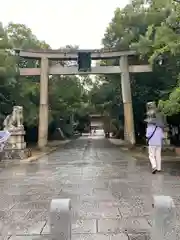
[7,130,26,149]
[1,106,31,160]
[163,131,170,145]
[2,130,30,160]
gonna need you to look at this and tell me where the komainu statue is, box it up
[146,102,157,120]
[145,101,166,127]
[145,101,170,145]
[3,106,24,131]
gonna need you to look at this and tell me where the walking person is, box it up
[146,123,164,174]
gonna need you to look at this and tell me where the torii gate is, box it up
[90,114,104,129]
[16,49,152,148]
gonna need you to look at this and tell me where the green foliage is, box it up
[158,86,180,116]
[99,0,180,123]
[0,22,17,122]
[89,77,122,117]
[49,75,89,120]
[0,22,91,129]
[2,0,180,136]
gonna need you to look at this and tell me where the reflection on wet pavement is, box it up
[0,137,180,239]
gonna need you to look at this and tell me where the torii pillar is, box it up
[120,56,135,144]
[38,57,49,148]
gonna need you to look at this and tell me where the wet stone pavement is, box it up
[0,136,180,239]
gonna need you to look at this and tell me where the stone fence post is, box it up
[152,195,176,240]
[50,199,71,240]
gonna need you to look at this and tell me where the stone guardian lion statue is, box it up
[3,106,24,131]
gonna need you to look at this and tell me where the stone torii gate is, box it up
[16,49,152,148]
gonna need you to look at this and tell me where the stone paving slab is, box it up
[0,137,180,239]
[42,219,97,234]
[13,201,50,211]
[127,233,151,240]
[9,233,129,240]
[72,205,120,219]
[24,210,48,221]
[72,233,129,240]
[97,218,150,233]
[1,221,46,236]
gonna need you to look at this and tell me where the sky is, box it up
[1,0,129,49]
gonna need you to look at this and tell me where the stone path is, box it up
[0,136,180,239]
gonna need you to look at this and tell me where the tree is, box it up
[98,0,180,136]
[159,88,180,116]
[2,23,51,126]
[49,75,88,119]
[0,22,17,123]
[130,0,180,117]
[0,22,91,140]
